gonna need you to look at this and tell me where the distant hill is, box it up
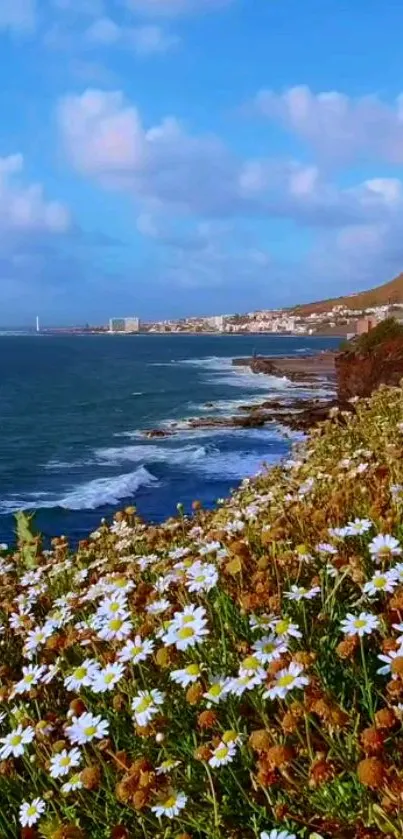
[289,272,403,316]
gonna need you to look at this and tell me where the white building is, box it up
[109,317,140,333]
[208,315,225,332]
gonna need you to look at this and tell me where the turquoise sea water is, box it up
[0,333,339,543]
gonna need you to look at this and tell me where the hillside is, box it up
[289,271,403,315]
[3,386,403,837]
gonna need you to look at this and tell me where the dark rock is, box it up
[144,429,173,439]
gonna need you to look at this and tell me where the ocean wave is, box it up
[95,443,211,467]
[0,467,157,514]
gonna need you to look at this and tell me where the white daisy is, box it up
[91,662,125,693]
[224,673,263,696]
[204,677,230,705]
[146,598,171,615]
[61,771,84,793]
[369,534,402,562]
[264,662,309,700]
[261,830,296,839]
[65,711,109,745]
[23,624,54,657]
[345,518,373,536]
[363,569,398,597]
[96,615,132,641]
[340,612,380,637]
[118,636,154,665]
[170,663,201,687]
[285,585,321,602]
[13,664,46,696]
[156,759,181,775]
[132,689,165,727]
[151,791,187,819]
[252,634,288,664]
[186,561,218,593]
[96,593,129,619]
[49,747,82,778]
[269,618,302,639]
[0,724,35,759]
[209,741,237,768]
[19,798,46,828]
[377,648,403,676]
[64,659,100,692]
[249,614,272,632]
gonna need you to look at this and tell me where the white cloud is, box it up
[254,85,403,164]
[0,0,36,31]
[85,17,178,54]
[126,0,232,17]
[0,153,70,233]
[58,88,403,234]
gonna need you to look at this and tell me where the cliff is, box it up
[336,319,403,400]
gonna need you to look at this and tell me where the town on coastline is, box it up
[32,270,403,338]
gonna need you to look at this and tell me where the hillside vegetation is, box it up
[289,271,403,316]
[3,386,403,837]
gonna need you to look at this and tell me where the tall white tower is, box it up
[36,316,40,333]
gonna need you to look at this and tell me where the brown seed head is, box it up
[266,744,294,768]
[51,828,86,839]
[197,710,217,730]
[80,765,101,790]
[391,656,403,677]
[69,698,86,716]
[186,683,203,705]
[336,636,359,659]
[110,827,129,839]
[309,759,335,787]
[248,729,272,752]
[360,726,385,755]
[281,712,299,734]
[357,757,386,788]
[194,745,212,762]
[155,647,173,669]
[375,707,396,730]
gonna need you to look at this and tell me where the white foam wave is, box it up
[0,467,157,514]
[96,443,210,467]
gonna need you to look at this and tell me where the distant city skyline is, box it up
[1,1,403,324]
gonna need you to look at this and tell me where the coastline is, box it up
[143,348,338,439]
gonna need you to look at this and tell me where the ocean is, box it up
[0,333,339,544]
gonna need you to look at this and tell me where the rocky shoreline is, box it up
[144,350,341,439]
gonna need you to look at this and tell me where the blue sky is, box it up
[2,0,403,324]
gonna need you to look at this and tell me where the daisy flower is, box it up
[65,711,109,745]
[204,677,230,705]
[156,759,181,775]
[249,614,272,632]
[118,636,154,665]
[64,659,100,692]
[170,663,201,687]
[392,563,403,583]
[61,772,83,793]
[225,673,263,696]
[49,747,82,778]
[151,791,187,819]
[340,612,380,638]
[264,662,309,700]
[369,534,402,562]
[209,741,237,768]
[285,585,321,602]
[91,662,125,693]
[23,624,54,657]
[0,724,35,759]
[96,615,132,642]
[252,634,288,664]
[363,569,398,597]
[186,561,218,593]
[132,689,165,727]
[345,518,373,536]
[19,798,46,828]
[96,593,129,619]
[146,599,171,615]
[377,649,403,676]
[13,664,46,696]
[261,831,296,839]
[269,617,302,639]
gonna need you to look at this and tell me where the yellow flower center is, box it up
[136,697,152,713]
[131,646,142,657]
[275,620,289,635]
[109,618,123,631]
[195,575,206,583]
[60,756,70,766]
[104,673,115,684]
[183,615,195,624]
[278,674,295,688]
[208,683,222,697]
[73,667,87,680]
[27,806,37,817]
[354,619,367,628]
[223,730,237,743]
[84,726,97,737]
[242,655,259,671]
[263,642,275,654]
[24,674,34,684]
[177,627,195,640]
[186,664,200,676]
[215,746,229,760]
[374,577,387,588]
[10,735,22,746]
[164,796,177,808]
[110,602,120,613]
